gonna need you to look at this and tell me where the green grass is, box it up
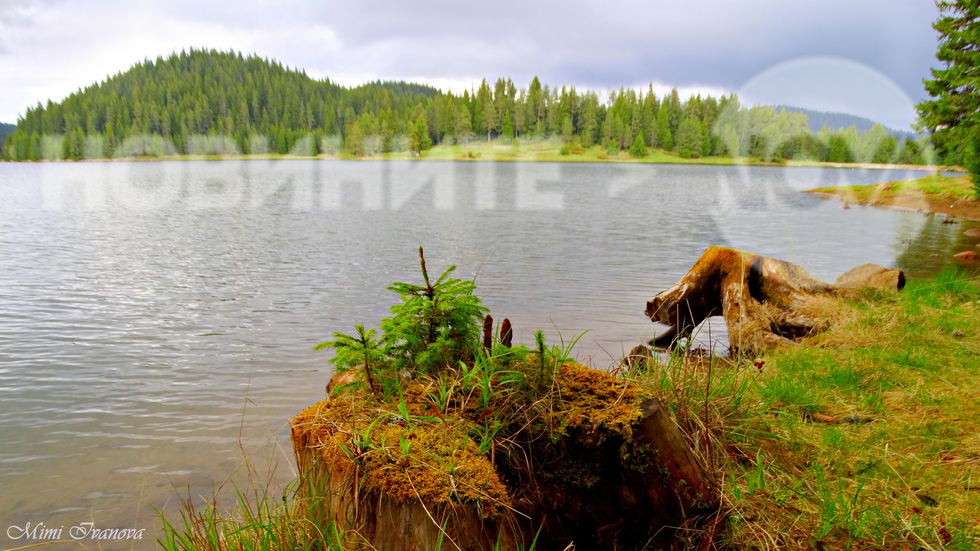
[809,173,978,203]
[80,138,774,166]
[47,138,951,172]
[160,269,980,550]
[403,138,771,165]
[158,478,345,551]
[687,267,980,550]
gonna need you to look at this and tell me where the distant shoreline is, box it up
[0,141,961,173]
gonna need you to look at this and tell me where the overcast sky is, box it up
[0,0,939,130]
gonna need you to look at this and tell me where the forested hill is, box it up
[0,123,14,145]
[3,48,439,159]
[2,48,932,165]
[774,106,920,141]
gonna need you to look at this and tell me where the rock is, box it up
[953,329,966,338]
[834,263,906,291]
[954,250,978,261]
[622,344,653,370]
[964,228,980,238]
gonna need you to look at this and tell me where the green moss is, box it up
[291,361,658,527]
[552,363,649,437]
[292,394,511,519]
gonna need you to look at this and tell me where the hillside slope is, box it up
[3,48,438,159]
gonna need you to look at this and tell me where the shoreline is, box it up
[805,173,980,221]
[0,141,961,173]
[0,155,957,174]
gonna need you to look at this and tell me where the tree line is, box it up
[1,48,931,165]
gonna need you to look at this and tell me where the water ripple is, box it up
[0,160,973,548]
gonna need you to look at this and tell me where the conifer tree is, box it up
[1,48,876,166]
[501,110,514,142]
[409,114,431,156]
[897,138,924,165]
[916,0,980,195]
[453,104,474,145]
[656,104,673,151]
[578,93,598,147]
[629,131,647,158]
[917,1,980,138]
[676,118,702,158]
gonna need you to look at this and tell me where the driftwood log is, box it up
[646,247,905,354]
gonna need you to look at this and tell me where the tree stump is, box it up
[291,443,520,551]
[636,398,717,512]
[645,247,905,354]
[294,364,720,550]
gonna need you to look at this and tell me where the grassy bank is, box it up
[807,173,980,220]
[389,139,754,165]
[693,268,980,549]
[160,269,980,551]
[7,138,954,172]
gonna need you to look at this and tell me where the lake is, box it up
[0,160,977,548]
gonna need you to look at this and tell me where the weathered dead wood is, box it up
[834,263,906,290]
[292,444,521,551]
[634,397,719,515]
[645,247,904,354]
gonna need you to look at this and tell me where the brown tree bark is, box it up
[634,397,719,515]
[645,247,904,354]
[292,444,522,551]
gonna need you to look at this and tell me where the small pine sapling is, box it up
[314,324,384,395]
[534,330,548,390]
[380,247,488,376]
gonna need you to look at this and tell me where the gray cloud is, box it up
[0,0,941,128]
[292,1,935,96]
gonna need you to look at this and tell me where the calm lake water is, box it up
[0,160,977,548]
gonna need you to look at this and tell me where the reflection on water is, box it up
[893,212,980,277]
[0,160,977,548]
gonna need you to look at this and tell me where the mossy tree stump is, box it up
[645,247,905,353]
[291,395,518,551]
[290,364,719,550]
